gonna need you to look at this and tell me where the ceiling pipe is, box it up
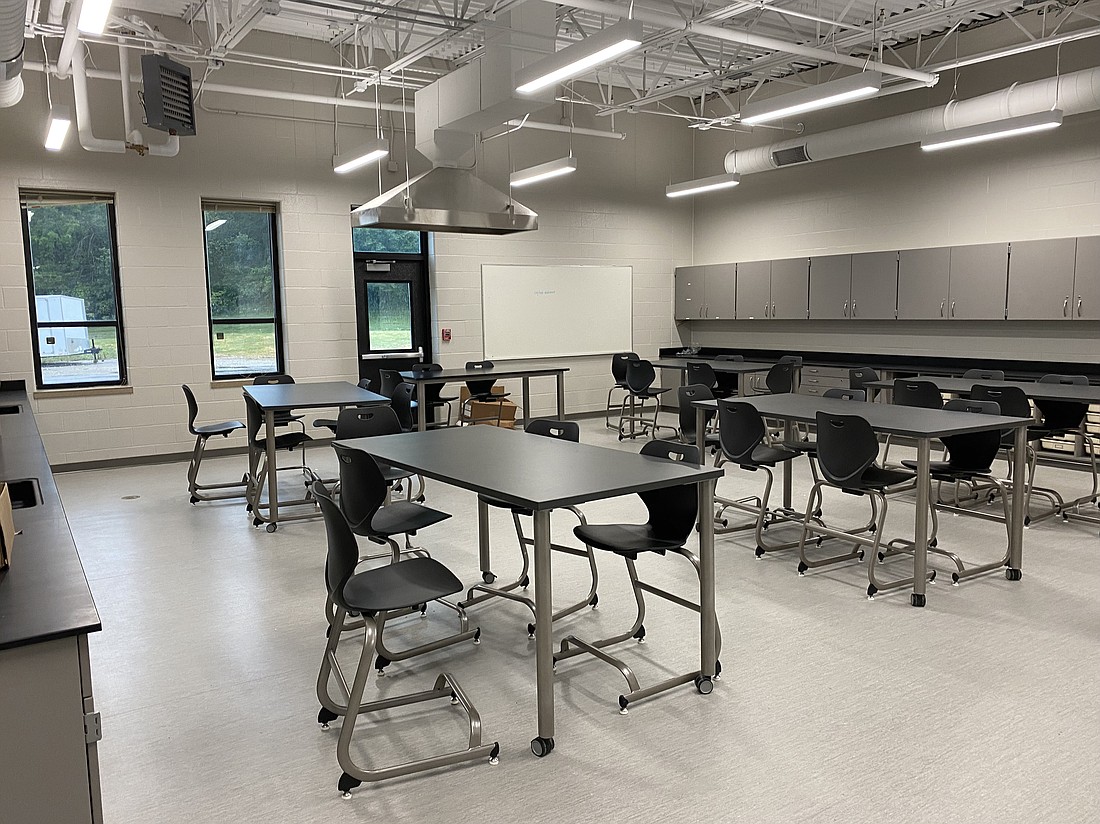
[497,118,625,140]
[923,24,1100,73]
[46,0,63,24]
[54,0,81,77]
[723,65,1100,177]
[0,0,28,105]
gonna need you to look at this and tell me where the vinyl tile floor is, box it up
[55,419,1100,824]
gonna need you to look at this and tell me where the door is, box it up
[850,251,898,320]
[770,257,809,319]
[735,261,771,319]
[674,266,706,319]
[1007,239,1077,320]
[808,255,852,319]
[897,247,951,319]
[1073,237,1100,320]
[704,263,736,319]
[949,243,1009,320]
[353,257,432,390]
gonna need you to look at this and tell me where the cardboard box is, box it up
[0,483,14,571]
[459,385,518,427]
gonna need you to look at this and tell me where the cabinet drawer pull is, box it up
[1079,297,1084,317]
[951,300,956,317]
[1064,297,1070,317]
[940,300,945,317]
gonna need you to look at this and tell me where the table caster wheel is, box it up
[482,571,496,584]
[473,628,481,645]
[375,655,390,675]
[694,675,713,695]
[632,625,646,643]
[318,706,338,729]
[952,573,960,585]
[1005,568,1022,581]
[589,594,599,609]
[797,561,807,576]
[618,695,630,715]
[488,743,500,765]
[1024,515,1031,526]
[521,575,530,589]
[911,593,926,608]
[754,546,765,558]
[866,584,877,600]
[531,736,555,757]
[715,659,722,679]
[857,550,865,561]
[527,623,536,638]
[338,773,362,798]
[266,523,277,533]
[189,495,199,505]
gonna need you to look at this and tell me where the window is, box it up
[201,201,285,379]
[20,190,127,389]
[352,227,423,255]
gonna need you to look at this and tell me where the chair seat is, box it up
[628,387,670,401]
[999,429,1046,448]
[901,459,992,480]
[782,439,816,454]
[371,501,451,536]
[256,432,312,451]
[740,444,799,467]
[194,420,244,437]
[342,557,463,613]
[574,523,684,557]
[844,465,913,490]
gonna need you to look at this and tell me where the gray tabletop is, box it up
[244,381,388,411]
[695,393,1031,438]
[867,376,1100,404]
[399,363,569,383]
[652,358,773,375]
[336,425,723,511]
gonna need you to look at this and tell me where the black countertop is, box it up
[0,381,101,651]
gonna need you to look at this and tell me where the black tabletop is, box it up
[336,425,723,511]
[867,376,1100,404]
[652,358,773,375]
[695,394,1031,438]
[0,385,101,650]
[244,381,388,411]
[399,363,569,382]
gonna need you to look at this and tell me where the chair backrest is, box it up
[243,393,263,447]
[778,355,803,368]
[415,362,443,373]
[1039,373,1088,386]
[465,361,497,398]
[311,479,363,611]
[637,440,700,543]
[849,366,880,392]
[686,361,718,389]
[611,352,638,384]
[625,359,657,394]
[357,378,372,391]
[253,373,294,386]
[1036,374,1089,431]
[972,384,1031,418]
[336,406,402,439]
[182,384,200,435]
[715,354,744,362]
[390,382,417,431]
[678,384,715,441]
[823,387,866,401]
[411,363,447,405]
[941,399,1003,472]
[815,412,879,488]
[466,360,494,370]
[765,362,795,394]
[526,418,579,442]
[378,369,404,399]
[717,400,766,465]
[332,442,388,536]
[892,378,943,409]
[963,368,1005,381]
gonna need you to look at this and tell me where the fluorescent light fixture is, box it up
[739,71,882,126]
[78,0,115,35]
[204,219,227,232]
[920,110,1063,152]
[666,172,741,198]
[510,156,578,188]
[44,105,71,152]
[332,137,390,174]
[515,19,643,94]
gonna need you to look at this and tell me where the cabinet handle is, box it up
[699,306,703,318]
[771,302,776,317]
[764,302,769,318]
[851,301,857,317]
[951,300,956,318]
[1064,297,1070,317]
[843,300,849,317]
[940,300,945,317]
[1079,297,1084,317]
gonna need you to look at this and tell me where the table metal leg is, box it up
[478,497,492,582]
[695,407,706,466]
[522,377,531,429]
[782,420,793,509]
[531,509,555,756]
[1007,424,1026,580]
[911,438,931,607]
[698,477,717,680]
[418,382,428,431]
[738,373,747,397]
[556,371,565,420]
[266,409,279,527]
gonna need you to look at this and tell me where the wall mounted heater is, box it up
[140,54,197,136]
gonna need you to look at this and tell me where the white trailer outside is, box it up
[35,295,91,357]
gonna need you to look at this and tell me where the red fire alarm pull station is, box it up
[441,328,452,342]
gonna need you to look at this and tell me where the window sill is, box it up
[33,385,134,400]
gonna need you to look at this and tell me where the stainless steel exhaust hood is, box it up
[352,167,538,235]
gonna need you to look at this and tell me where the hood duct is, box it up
[726,65,1100,177]
[352,167,537,235]
[0,0,26,106]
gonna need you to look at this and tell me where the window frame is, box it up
[19,190,129,391]
[200,201,287,381]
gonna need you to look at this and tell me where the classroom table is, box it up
[694,393,1031,606]
[399,363,569,431]
[244,382,387,531]
[651,358,774,397]
[335,425,723,755]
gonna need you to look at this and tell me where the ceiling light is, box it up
[44,105,71,152]
[666,172,741,198]
[77,0,115,35]
[920,110,1063,152]
[204,219,227,232]
[739,71,882,126]
[510,156,578,188]
[332,137,390,174]
[515,19,643,95]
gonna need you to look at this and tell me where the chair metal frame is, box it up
[617,358,676,441]
[604,351,639,430]
[181,384,248,503]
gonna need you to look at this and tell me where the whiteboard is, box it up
[481,265,633,360]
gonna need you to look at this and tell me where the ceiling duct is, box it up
[0,0,26,106]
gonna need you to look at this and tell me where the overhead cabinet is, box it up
[736,258,809,319]
[1007,237,1100,320]
[673,264,736,319]
[897,244,1008,320]
[850,251,900,320]
[674,266,705,320]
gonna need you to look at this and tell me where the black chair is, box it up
[555,440,723,711]
[751,362,796,395]
[677,384,719,453]
[713,400,802,555]
[413,363,457,428]
[181,384,247,504]
[849,366,881,401]
[604,351,639,430]
[252,374,305,431]
[243,393,314,531]
[390,382,418,432]
[463,420,600,634]
[1032,375,1098,521]
[462,361,510,426]
[314,379,372,434]
[618,359,674,440]
[782,388,867,475]
[711,355,741,396]
[335,406,422,502]
[377,370,404,399]
[963,368,1005,381]
[311,481,497,799]
[795,412,931,600]
[882,379,943,466]
[332,442,472,674]
[686,362,734,399]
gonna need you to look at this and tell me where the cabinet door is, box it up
[949,243,1009,320]
[674,266,706,319]
[735,261,772,319]
[850,251,898,320]
[808,255,852,319]
[704,263,736,319]
[897,247,951,319]
[1007,239,1076,319]
[770,257,810,319]
[1073,237,1100,320]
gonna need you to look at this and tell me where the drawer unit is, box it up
[799,364,850,395]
